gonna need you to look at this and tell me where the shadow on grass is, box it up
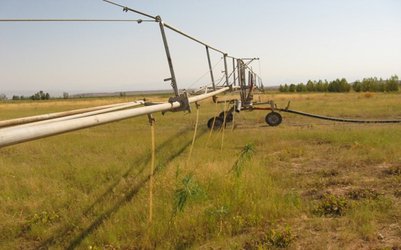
[39,127,207,249]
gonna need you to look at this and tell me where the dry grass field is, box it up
[1,92,401,249]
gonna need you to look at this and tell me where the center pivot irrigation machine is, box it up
[1,0,401,148]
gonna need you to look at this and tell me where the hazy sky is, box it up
[1,0,400,96]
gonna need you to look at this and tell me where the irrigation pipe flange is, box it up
[165,92,191,113]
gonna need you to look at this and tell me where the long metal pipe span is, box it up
[0,88,229,148]
[0,101,138,128]
[1,100,145,130]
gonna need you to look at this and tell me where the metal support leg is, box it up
[237,59,241,87]
[157,16,178,97]
[232,58,236,86]
[223,54,229,86]
[206,46,215,91]
[238,59,244,103]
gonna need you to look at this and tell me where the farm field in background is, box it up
[1,92,401,249]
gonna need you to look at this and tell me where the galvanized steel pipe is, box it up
[0,88,228,148]
[0,102,136,128]
[1,101,145,130]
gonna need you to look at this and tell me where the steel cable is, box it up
[186,58,223,90]
[0,19,154,22]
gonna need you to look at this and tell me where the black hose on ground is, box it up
[280,109,401,124]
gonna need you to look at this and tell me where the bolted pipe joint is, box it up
[167,92,191,113]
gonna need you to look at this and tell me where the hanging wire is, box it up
[0,19,155,23]
[215,65,239,87]
[215,74,227,86]
[186,57,223,90]
[215,58,255,87]
[258,60,264,88]
[215,58,231,86]
[214,59,262,88]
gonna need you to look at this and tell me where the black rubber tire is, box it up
[207,117,224,130]
[265,112,282,126]
[219,111,233,123]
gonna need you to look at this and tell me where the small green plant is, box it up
[173,173,203,214]
[384,165,401,176]
[321,169,339,177]
[206,205,229,235]
[268,226,292,248]
[363,92,374,98]
[230,143,255,177]
[314,194,349,217]
[3,93,401,248]
[243,226,292,249]
[21,210,60,234]
[347,188,380,200]
[28,211,60,225]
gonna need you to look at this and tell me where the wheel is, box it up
[219,111,233,123]
[207,117,224,130]
[265,112,282,126]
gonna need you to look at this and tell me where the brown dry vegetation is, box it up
[0,92,401,249]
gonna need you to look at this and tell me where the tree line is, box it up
[279,75,399,93]
[11,91,51,100]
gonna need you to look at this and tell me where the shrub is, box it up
[347,188,380,200]
[30,90,50,100]
[383,165,401,176]
[385,75,399,92]
[363,92,374,98]
[328,78,351,92]
[243,226,292,249]
[268,226,292,248]
[314,194,349,217]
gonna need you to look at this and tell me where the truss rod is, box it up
[103,0,156,20]
[162,22,226,55]
[102,0,243,59]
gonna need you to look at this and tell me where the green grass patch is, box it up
[1,92,401,248]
